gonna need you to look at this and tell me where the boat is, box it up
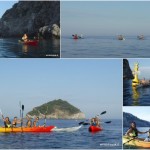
[72,34,83,39]
[137,35,144,40]
[0,126,55,133]
[123,135,150,148]
[117,35,125,40]
[52,125,82,132]
[89,125,102,132]
[18,40,38,46]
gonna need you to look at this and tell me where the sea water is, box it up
[0,119,122,149]
[0,38,60,58]
[123,80,150,106]
[61,36,150,58]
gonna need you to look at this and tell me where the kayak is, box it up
[52,125,82,132]
[89,125,102,132]
[0,126,55,133]
[123,135,150,148]
[18,40,38,46]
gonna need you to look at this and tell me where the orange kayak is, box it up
[0,126,55,133]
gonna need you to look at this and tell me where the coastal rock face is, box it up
[123,112,150,127]
[27,99,85,119]
[0,1,60,39]
[123,59,134,80]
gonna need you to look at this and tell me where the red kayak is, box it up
[19,40,38,46]
[89,126,102,132]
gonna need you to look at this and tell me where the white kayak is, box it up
[52,125,82,132]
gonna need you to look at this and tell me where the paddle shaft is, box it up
[123,138,135,145]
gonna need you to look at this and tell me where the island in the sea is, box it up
[27,99,85,119]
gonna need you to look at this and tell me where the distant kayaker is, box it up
[33,117,39,127]
[2,116,11,128]
[22,34,28,42]
[125,122,149,137]
[26,115,32,127]
[12,117,21,127]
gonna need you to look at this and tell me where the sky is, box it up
[0,59,122,119]
[61,1,150,36]
[0,1,17,18]
[123,107,150,122]
[128,59,150,79]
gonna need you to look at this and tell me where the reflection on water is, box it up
[0,38,60,58]
[124,80,150,106]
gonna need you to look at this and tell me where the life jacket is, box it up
[4,121,11,128]
[130,128,138,137]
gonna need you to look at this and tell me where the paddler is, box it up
[22,34,28,42]
[33,117,39,127]
[12,117,21,127]
[26,115,32,127]
[2,116,11,128]
[125,122,149,137]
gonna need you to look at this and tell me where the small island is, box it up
[27,99,85,119]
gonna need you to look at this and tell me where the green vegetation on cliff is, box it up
[27,99,81,116]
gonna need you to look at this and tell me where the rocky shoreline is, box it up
[0,1,60,39]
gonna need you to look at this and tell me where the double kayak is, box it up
[18,40,38,46]
[123,135,150,148]
[52,125,82,132]
[0,126,55,133]
[89,125,102,132]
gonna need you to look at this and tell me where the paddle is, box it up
[0,109,4,120]
[123,137,135,145]
[19,101,21,118]
[79,121,111,125]
[21,105,24,127]
[44,106,48,127]
[79,111,107,125]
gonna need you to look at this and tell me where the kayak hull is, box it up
[89,126,102,132]
[0,126,55,133]
[19,40,38,46]
[123,136,150,148]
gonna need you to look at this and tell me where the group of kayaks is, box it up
[0,125,102,133]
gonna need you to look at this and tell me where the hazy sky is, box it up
[61,1,150,36]
[0,59,122,119]
[123,107,150,122]
[128,59,150,79]
[0,1,17,18]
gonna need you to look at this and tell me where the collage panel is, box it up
[0,59,122,149]
[0,1,60,58]
[61,1,150,58]
[123,107,150,149]
[123,59,150,106]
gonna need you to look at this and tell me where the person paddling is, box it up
[26,115,32,127]
[33,117,39,127]
[12,117,21,127]
[1,116,11,128]
[125,122,149,137]
[22,34,28,42]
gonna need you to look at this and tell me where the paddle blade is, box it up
[104,121,111,123]
[22,105,24,111]
[83,123,90,125]
[100,111,107,115]
[79,121,84,125]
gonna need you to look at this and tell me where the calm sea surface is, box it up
[0,38,60,58]
[123,127,149,149]
[123,80,150,106]
[0,119,122,149]
[61,36,150,58]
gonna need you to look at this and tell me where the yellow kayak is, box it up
[123,135,150,148]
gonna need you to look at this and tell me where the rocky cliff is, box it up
[27,99,85,119]
[123,59,134,80]
[0,1,60,39]
[123,112,150,127]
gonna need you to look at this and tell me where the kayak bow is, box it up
[89,125,102,132]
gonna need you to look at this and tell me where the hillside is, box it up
[123,112,150,127]
[0,1,60,38]
[27,99,85,119]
